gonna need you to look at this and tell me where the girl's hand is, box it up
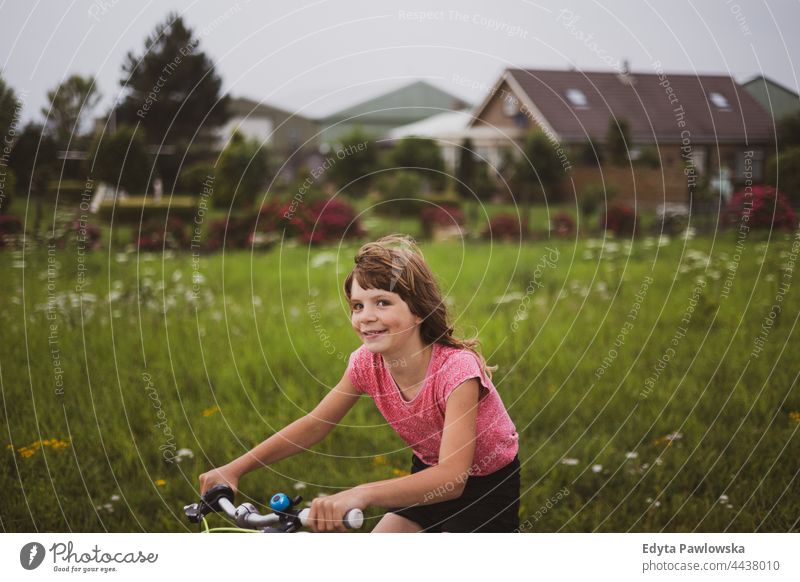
[198,464,240,496]
[307,487,369,533]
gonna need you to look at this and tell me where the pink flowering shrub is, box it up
[725,185,796,231]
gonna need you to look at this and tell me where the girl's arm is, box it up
[198,372,361,494]
[307,378,479,531]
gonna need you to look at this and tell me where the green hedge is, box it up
[97,196,199,224]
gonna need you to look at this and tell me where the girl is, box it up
[199,235,520,532]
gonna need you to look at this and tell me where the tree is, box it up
[8,122,57,193]
[456,138,476,200]
[389,137,445,191]
[5,123,58,229]
[0,74,19,138]
[214,131,269,209]
[115,13,229,188]
[606,116,632,165]
[41,74,101,147]
[776,110,800,153]
[767,147,800,206]
[577,138,604,166]
[514,130,564,208]
[88,125,151,194]
[327,128,380,197]
[0,75,19,214]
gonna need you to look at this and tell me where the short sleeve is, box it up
[436,351,490,409]
[346,348,366,394]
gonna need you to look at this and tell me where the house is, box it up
[741,75,800,122]
[468,68,775,208]
[217,97,320,172]
[387,109,473,172]
[318,80,470,146]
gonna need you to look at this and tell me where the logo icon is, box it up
[20,542,46,570]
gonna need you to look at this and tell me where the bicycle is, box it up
[184,484,365,533]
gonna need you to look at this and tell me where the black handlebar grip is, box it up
[202,484,235,512]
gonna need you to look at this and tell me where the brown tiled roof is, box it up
[505,68,773,144]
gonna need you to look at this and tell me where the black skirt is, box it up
[388,454,521,532]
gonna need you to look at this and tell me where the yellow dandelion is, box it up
[392,468,410,477]
[154,479,167,487]
[372,455,388,466]
[789,411,800,424]
[13,438,71,458]
[5,444,13,450]
[202,405,220,418]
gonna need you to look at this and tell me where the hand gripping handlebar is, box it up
[184,485,364,532]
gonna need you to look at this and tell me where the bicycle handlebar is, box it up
[185,485,364,532]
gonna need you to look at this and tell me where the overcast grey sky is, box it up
[2,0,798,124]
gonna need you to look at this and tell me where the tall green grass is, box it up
[1,231,798,532]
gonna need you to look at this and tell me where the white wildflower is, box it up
[493,292,525,305]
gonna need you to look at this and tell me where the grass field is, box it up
[1,229,798,533]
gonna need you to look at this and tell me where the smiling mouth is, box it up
[362,329,388,338]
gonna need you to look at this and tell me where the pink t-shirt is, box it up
[346,342,519,476]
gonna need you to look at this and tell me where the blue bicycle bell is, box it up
[270,493,291,512]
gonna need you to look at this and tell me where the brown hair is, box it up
[343,234,495,377]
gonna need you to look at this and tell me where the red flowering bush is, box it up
[725,185,797,231]
[204,216,253,251]
[136,217,190,251]
[258,199,311,239]
[602,203,637,236]
[200,198,363,251]
[481,213,529,241]
[298,198,364,244]
[551,212,575,237]
[260,197,362,244]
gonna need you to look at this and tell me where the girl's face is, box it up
[349,278,422,355]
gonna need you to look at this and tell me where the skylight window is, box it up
[708,92,730,110]
[566,88,589,108]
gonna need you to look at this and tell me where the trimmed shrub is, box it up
[725,185,797,231]
[97,195,198,224]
